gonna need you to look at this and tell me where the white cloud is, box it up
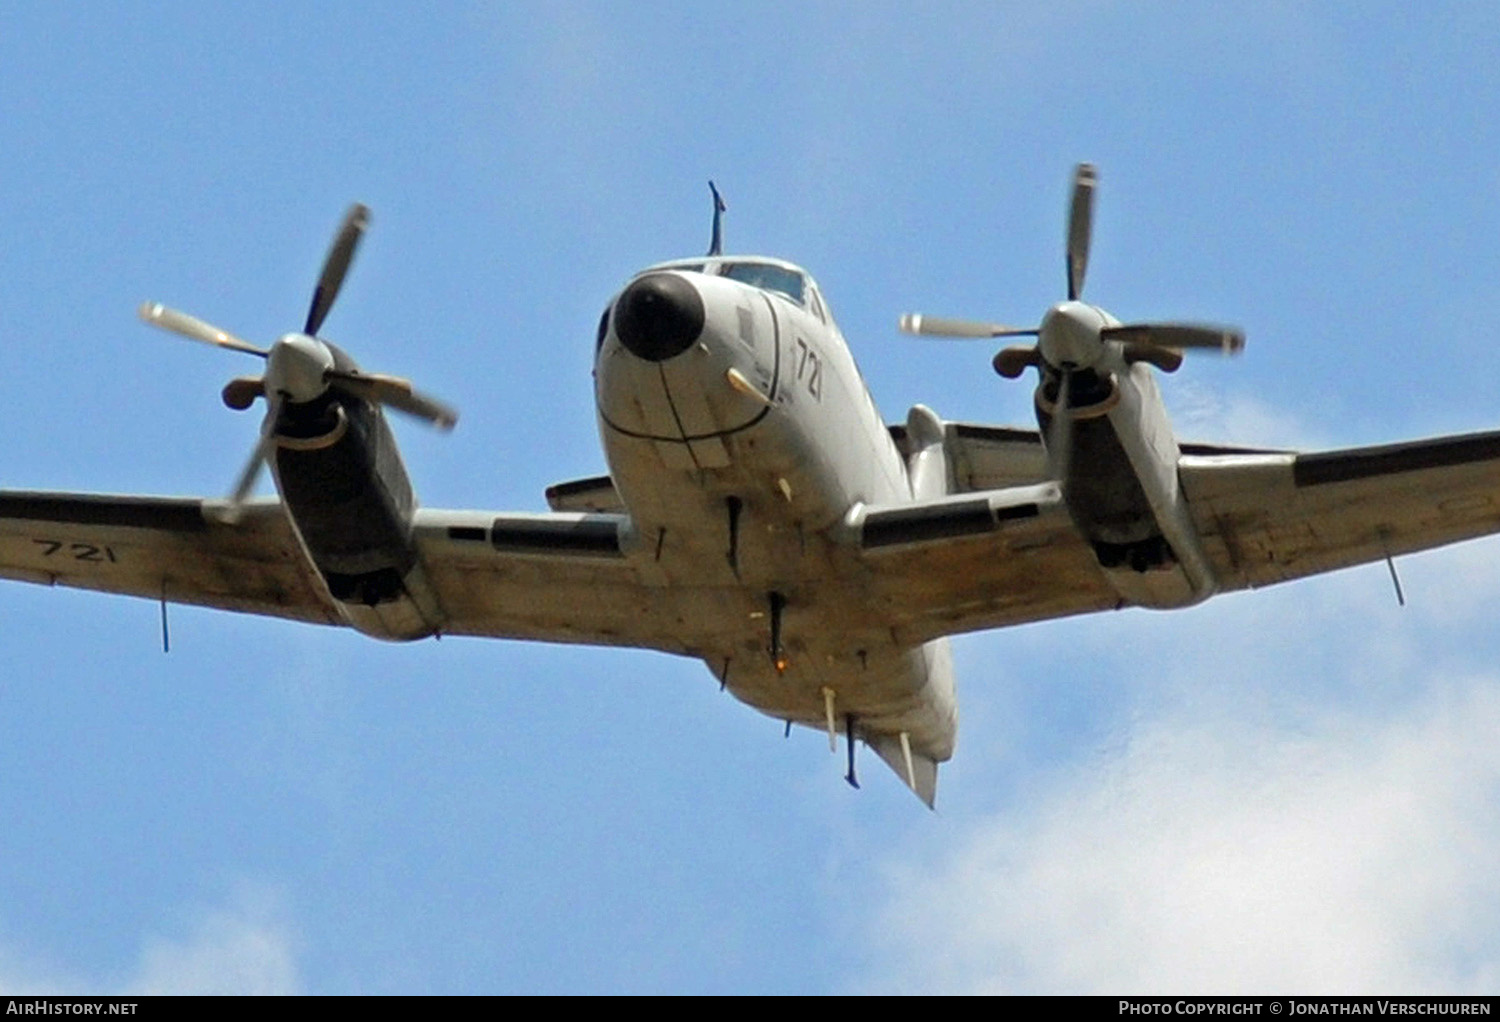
[0,886,300,996]
[1168,379,1329,450]
[863,671,1500,994]
[125,892,300,996]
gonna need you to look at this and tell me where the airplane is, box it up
[5,165,1500,807]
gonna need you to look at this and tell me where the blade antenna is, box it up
[706,181,727,257]
[159,580,171,654]
[224,392,283,521]
[844,714,860,789]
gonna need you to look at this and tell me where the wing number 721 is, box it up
[33,539,118,563]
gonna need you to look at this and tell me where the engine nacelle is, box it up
[272,394,444,640]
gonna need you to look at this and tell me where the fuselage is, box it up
[594,257,959,769]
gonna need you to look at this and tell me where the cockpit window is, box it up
[720,262,806,305]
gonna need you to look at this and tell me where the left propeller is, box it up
[139,204,458,517]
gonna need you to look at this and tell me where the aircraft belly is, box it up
[712,636,956,762]
[596,418,956,763]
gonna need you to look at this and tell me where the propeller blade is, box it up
[1047,367,1074,489]
[228,440,268,509]
[222,375,265,410]
[224,393,282,519]
[1102,322,1245,355]
[1120,342,1184,373]
[138,303,267,357]
[326,370,458,430]
[992,344,1041,379]
[1066,163,1097,301]
[899,313,1038,339]
[305,203,371,336]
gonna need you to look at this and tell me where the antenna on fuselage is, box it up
[706,180,727,256]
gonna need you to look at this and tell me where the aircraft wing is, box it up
[14,427,1495,656]
[863,423,1500,642]
[1179,429,1500,591]
[0,492,695,654]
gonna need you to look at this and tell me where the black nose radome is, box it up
[613,273,705,362]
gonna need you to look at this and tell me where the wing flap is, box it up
[854,485,1056,550]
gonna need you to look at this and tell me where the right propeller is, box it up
[899,164,1244,486]
[139,204,458,516]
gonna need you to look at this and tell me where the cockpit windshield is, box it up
[719,261,806,305]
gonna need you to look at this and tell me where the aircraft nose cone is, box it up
[613,273,705,362]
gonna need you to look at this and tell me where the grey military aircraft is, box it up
[4,166,1497,806]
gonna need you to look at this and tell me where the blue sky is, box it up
[2,2,1498,994]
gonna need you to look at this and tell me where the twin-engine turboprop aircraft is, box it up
[6,167,1500,806]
